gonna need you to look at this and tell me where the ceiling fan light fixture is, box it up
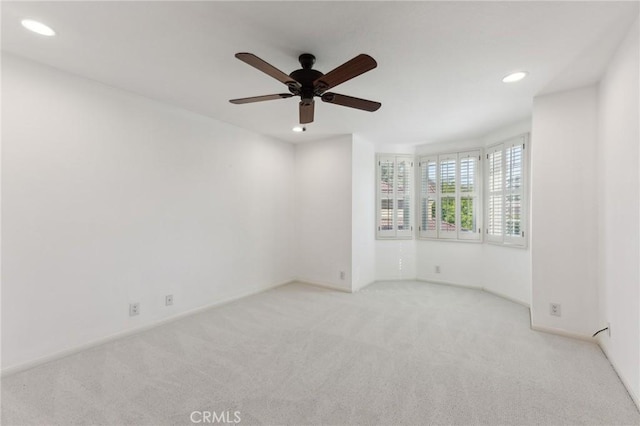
[21,19,56,36]
[502,71,528,83]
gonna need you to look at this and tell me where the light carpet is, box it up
[2,281,639,425]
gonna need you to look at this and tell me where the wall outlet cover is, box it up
[550,303,561,317]
[166,295,174,306]
[129,302,140,316]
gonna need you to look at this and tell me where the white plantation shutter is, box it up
[396,157,413,238]
[504,141,525,245]
[419,157,437,238]
[438,154,457,239]
[377,155,395,238]
[458,150,481,240]
[377,154,414,239]
[486,145,503,243]
[485,134,528,247]
[418,150,482,241]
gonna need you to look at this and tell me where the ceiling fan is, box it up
[229,53,381,125]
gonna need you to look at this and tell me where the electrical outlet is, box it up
[435,265,441,273]
[339,271,345,280]
[607,322,611,337]
[129,302,140,316]
[550,303,561,317]
[165,295,173,306]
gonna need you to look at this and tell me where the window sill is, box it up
[418,237,482,244]
[486,240,528,249]
[376,236,415,241]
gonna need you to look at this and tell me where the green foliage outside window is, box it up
[441,198,455,227]
[461,198,475,231]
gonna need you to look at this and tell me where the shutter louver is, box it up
[377,157,395,237]
[418,150,481,241]
[504,143,524,244]
[396,158,413,237]
[419,157,437,238]
[439,156,457,238]
[485,134,527,246]
[487,147,503,241]
[459,150,481,240]
[376,154,414,239]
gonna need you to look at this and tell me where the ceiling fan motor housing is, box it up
[289,54,324,102]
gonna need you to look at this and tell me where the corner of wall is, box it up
[530,85,600,338]
[351,134,376,291]
[293,135,354,292]
[595,15,640,404]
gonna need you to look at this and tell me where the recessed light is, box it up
[502,71,528,83]
[292,126,304,132]
[21,19,56,36]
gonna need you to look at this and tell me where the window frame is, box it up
[484,134,528,248]
[418,156,438,239]
[458,150,482,241]
[417,149,483,242]
[376,154,414,240]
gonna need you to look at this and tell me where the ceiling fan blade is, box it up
[229,93,293,104]
[235,53,301,90]
[313,54,377,93]
[321,92,381,112]
[299,101,314,124]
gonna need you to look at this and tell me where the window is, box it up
[486,134,528,246]
[419,157,437,238]
[418,150,481,241]
[377,154,414,239]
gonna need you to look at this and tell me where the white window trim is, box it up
[376,154,414,240]
[486,144,504,244]
[484,134,529,248]
[417,149,483,243]
[418,156,438,239]
[458,150,482,241]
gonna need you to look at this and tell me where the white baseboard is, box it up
[1,279,291,377]
[375,276,418,283]
[530,324,595,342]
[416,278,530,308]
[482,287,530,308]
[417,278,482,291]
[353,280,376,292]
[598,342,640,413]
[294,278,353,293]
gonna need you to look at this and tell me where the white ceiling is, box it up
[2,1,638,144]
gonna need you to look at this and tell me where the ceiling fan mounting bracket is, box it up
[298,53,316,69]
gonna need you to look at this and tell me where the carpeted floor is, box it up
[2,281,639,425]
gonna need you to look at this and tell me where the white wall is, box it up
[351,135,376,290]
[414,121,532,306]
[416,241,483,288]
[530,86,599,337]
[294,136,353,291]
[1,54,295,371]
[481,245,531,305]
[414,136,484,289]
[373,143,417,281]
[480,121,532,305]
[375,240,417,281]
[596,18,639,404]
[414,138,482,288]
